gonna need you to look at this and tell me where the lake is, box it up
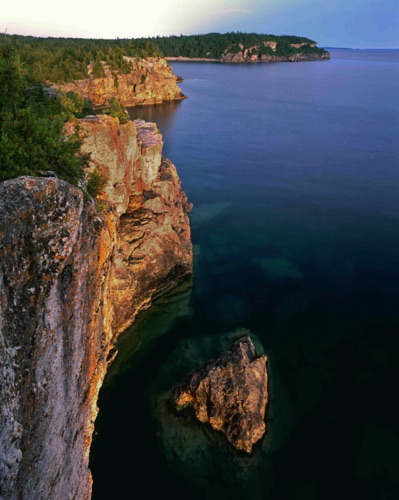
[90,50,399,499]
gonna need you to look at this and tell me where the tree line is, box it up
[3,34,162,84]
[136,32,327,59]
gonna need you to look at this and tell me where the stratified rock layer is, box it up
[58,57,185,109]
[0,116,192,499]
[172,336,268,454]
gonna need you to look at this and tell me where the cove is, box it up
[90,50,399,499]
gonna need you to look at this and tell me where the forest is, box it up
[0,35,125,188]
[1,32,327,86]
[3,34,162,84]
[138,32,328,59]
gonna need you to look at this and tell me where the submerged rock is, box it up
[172,335,268,453]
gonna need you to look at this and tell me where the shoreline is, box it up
[166,56,220,62]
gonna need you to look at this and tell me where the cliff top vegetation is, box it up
[0,36,126,187]
[2,31,328,86]
[137,32,329,59]
[2,33,163,84]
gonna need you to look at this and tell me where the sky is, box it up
[1,0,398,48]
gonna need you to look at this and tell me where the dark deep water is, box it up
[90,50,399,499]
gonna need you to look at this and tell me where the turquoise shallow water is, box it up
[90,50,399,499]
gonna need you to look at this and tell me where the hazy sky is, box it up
[1,0,398,48]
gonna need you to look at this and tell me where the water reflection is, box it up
[101,278,193,387]
[127,100,182,136]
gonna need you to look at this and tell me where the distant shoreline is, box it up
[166,56,219,62]
[325,47,399,51]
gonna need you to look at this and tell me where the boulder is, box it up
[172,335,268,453]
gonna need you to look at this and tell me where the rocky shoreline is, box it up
[0,116,192,499]
[56,57,186,109]
[166,53,330,63]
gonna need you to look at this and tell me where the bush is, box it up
[92,59,105,79]
[106,97,128,124]
[0,37,87,185]
[86,170,107,198]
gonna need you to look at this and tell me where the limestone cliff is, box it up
[0,116,192,499]
[57,57,186,109]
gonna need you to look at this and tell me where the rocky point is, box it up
[57,57,186,109]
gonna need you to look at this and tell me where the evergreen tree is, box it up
[0,37,87,185]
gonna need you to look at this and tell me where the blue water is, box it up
[90,50,399,499]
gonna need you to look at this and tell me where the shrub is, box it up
[86,170,107,198]
[106,97,128,124]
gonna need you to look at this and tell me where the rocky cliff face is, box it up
[58,57,186,109]
[0,116,192,499]
[165,42,329,64]
[220,43,330,63]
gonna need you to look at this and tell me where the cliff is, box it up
[166,42,330,63]
[0,116,192,499]
[148,33,330,63]
[57,57,186,109]
[220,41,330,63]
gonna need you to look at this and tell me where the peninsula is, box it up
[138,32,330,63]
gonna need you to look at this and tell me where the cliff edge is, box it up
[0,116,192,499]
[58,57,186,109]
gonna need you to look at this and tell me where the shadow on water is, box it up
[126,100,182,135]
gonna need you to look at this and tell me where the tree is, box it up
[106,97,128,124]
[0,34,25,117]
[92,58,105,78]
[0,36,87,185]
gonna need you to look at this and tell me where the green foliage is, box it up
[0,36,26,117]
[259,45,274,56]
[58,90,95,120]
[86,169,107,198]
[2,33,163,84]
[138,32,327,59]
[112,71,119,88]
[230,43,241,55]
[140,73,146,84]
[0,37,87,185]
[92,59,105,79]
[106,97,128,124]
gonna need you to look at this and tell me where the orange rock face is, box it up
[0,115,192,499]
[79,115,193,335]
[57,58,186,109]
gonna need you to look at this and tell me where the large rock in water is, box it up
[172,335,268,453]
